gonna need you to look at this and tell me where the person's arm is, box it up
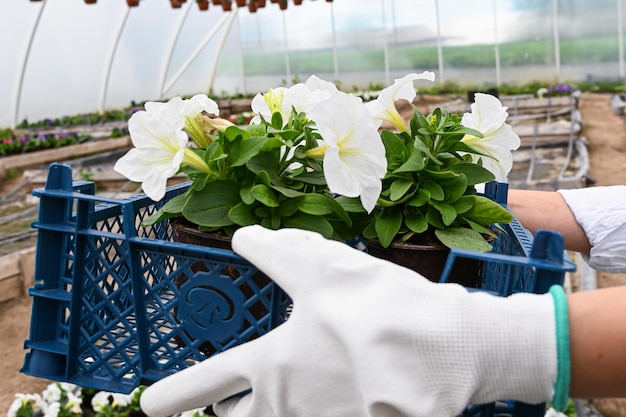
[509,186,626,273]
[568,285,626,398]
[507,189,591,254]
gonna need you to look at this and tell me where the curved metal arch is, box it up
[99,6,131,114]
[159,0,195,99]
[160,10,236,97]
[205,10,239,96]
[12,0,47,128]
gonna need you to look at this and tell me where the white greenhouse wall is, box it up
[1,0,625,128]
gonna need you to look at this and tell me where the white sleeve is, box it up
[558,186,626,273]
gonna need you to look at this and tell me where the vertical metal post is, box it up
[281,9,291,84]
[618,0,625,82]
[235,15,246,94]
[330,1,338,81]
[435,0,445,87]
[493,0,501,87]
[552,0,561,83]
[381,0,390,85]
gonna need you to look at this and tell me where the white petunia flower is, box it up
[252,76,338,126]
[250,87,289,124]
[42,383,62,403]
[43,402,60,417]
[114,109,212,201]
[91,391,112,413]
[65,391,83,414]
[110,392,133,408]
[8,394,45,417]
[365,71,435,132]
[460,93,521,182]
[306,92,387,213]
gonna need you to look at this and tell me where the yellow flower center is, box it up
[264,88,285,115]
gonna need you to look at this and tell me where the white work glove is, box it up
[141,225,570,417]
[559,185,626,273]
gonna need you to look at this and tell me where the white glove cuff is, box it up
[462,289,559,405]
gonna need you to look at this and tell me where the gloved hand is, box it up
[140,225,570,417]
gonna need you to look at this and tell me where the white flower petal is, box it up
[304,75,339,93]
[463,93,509,135]
[283,83,332,116]
[365,71,435,131]
[461,94,520,182]
[115,112,189,201]
[308,92,387,212]
[185,94,219,117]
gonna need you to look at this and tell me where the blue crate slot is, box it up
[22,163,575,417]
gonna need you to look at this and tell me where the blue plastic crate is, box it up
[22,163,575,417]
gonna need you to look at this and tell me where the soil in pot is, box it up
[366,239,483,288]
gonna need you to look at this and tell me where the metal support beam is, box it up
[12,0,47,128]
[99,6,131,114]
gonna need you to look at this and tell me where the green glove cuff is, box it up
[549,285,571,411]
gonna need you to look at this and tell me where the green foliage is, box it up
[142,111,357,241]
[361,107,513,251]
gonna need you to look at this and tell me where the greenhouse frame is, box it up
[3,0,626,128]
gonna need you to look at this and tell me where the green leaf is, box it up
[380,130,406,159]
[261,137,286,152]
[183,179,241,227]
[271,111,284,128]
[423,169,458,179]
[223,125,248,142]
[393,148,424,173]
[297,193,335,215]
[389,179,413,201]
[298,194,352,226]
[439,175,468,203]
[292,171,327,185]
[464,218,498,238]
[464,196,514,226]
[283,213,334,238]
[450,162,495,185]
[435,227,493,252]
[278,199,300,217]
[335,195,368,213]
[423,181,444,201]
[375,209,403,248]
[246,123,267,137]
[229,136,268,167]
[141,193,186,226]
[229,202,258,226]
[406,188,429,207]
[251,184,279,207]
[405,211,428,234]
[240,184,255,205]
[413,137,442,165]
[425,206,445,229]
[272,185,305,198]
[255,170,272,187]
[247,152,279,175]
[452,195,475,214]
[430,201,457,226]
